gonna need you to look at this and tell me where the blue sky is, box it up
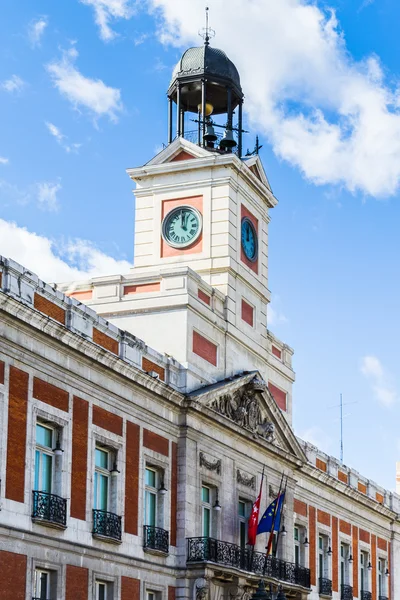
[1,0,400,491]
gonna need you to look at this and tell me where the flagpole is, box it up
[249,465,265,570]
[273,475,288,557]
[266,472,284,556]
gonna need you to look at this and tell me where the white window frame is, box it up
[96,580,111,600]
[144,466,160,528]
[201,484,212,538]
[238,499,250,548]
[294,524,306,567]
[378,556,387,597]
[34,568,51,600]
[34,422,55,494]
[94,446,112,511]
[340,543,350,586]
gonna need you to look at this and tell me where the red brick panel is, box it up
[170,441,178,546]
[317,509,331,526]
[93,328,119,355]
[34,293,66,325]
[271,345,282,359]
[358,481,367,494]
[70,397,89,520]
[0,271,2,288]
[193,331,217,366]
[332,516,338,593]
[125,421,140,535]
[33,377,69,412]
[6,366,29,502]
[372,535,377,600]
[339,520,351,536]
[359,528,370,544]
[198,288,211,305]
[161,196,203,258]
[68,290,93,300]
[268,382,287,412]
[338,470,348,484]
[143,429,169,456]
[124,282,160,295]
[353,526,359,598]
[121,577,140,600]
[293,498,308,517]
[142,357,165,382]
[309,505,316,587]
[168,587,176,600]
[241,299,254,327]
[316,458,327,472]
[170,150,195,161]
[66,565,88,600]
[241,204,259,274]
[0,550,27,600]
[92,405,123,436]
[377,537,387,551]
[376,492,384,504]
[0,360,4,384]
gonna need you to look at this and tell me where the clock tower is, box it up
[59,38,295,423]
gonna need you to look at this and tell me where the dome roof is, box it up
[169,45,242,94]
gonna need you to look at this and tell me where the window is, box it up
[202,485,211,537]
[294,526,305,566]
[96,581,112,600]
[146,591,160,600]
[144,467,158,527]
[94,447,111,511]
[34,569,55,600]
[340,544,350,586]
[34,424,54,493]
[360,551,370,592]
[238,500,248,548]
[378,558,386,596]
[319,535,329,579]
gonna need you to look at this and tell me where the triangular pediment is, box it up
[188,372,306,463]
[243,155,273,193]
[145,137,212,166]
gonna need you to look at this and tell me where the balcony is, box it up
[187,537,310,588]
[143,525,169,554]
[379,596,389,600]
[319,577,332,597]
[341,584,353,600]
[92,509,122,542]
[32,490,67,528]
[361,592,372,600]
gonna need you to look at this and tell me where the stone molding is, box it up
[199,452,221,474]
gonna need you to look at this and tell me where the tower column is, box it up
[168,97,173,144]
[176,85,181,137]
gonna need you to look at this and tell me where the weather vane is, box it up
[246,135,263,156]
[199,7,215,46]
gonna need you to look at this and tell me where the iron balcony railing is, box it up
[143,525,169,553]
[361,593,372,600]
[319,577,333,596]
[379,596,389,600]
[341,584,353,600]
[187,537,310,588]
[92,509,122,541]
[32,490,67,527]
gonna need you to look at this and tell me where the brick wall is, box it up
[124,282,160,295]
[170,441,178,546]
[142,357,165,381]
[168,586,176,600]
[34,293,66,325]
[332,516,338,592]
[6,366,29,502]
[121,577,140,600]
[0,360,4,384]
[93,328,119,355]
[353,526,359,598]
[293,498,308,517]
[33,377,69,412]
[70,397,89,520]
[359,528,370,544]
[241,299,254,327]
[143,429,169,456]
[125,421,140,535]
[198,288,211,305]
[338,470,348,483]
[309,505,316,587]
[92,405,123,436]
[66,565,88,600]
[192,331,217,366]
[0,550,27,600]
[268,382,287,412]
[378,537,387,551]
[317,509,331,526]
[339,520,351,536]
[316,458,327,472]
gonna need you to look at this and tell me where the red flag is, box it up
[247,475,263,546]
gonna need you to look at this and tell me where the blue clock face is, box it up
[241,217,258,262]
[162,205,202,248]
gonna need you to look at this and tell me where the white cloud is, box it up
[360,355,398,407]
[1,75,25,93]
[80,0,136,41]
[45,122,81,153]
[0,218,131,283]
[147,0,400,197]
[46,47,122,122]
[0,157,9,165]
[28,16,48,47]
[37,182,62,212]
[298,427,333,454]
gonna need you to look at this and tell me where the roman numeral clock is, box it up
[161,205,203,249]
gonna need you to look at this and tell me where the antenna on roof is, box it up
[199,7,215,46]
[329,393,358,463]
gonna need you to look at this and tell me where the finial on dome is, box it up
[199,6,215,46]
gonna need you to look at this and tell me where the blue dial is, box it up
[162,205,202,248]
[241,217,258,262]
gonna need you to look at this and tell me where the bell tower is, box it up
[58,30,296,423]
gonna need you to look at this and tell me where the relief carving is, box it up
[194,578,209,600]
[199,452,221,474]
[236,469,256,490]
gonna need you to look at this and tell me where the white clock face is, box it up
[162,205,202,249]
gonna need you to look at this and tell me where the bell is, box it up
[220,128,237,150]
[203,122,217,142]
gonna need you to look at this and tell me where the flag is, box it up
[247,477,264,545]
[256,492,285,535]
